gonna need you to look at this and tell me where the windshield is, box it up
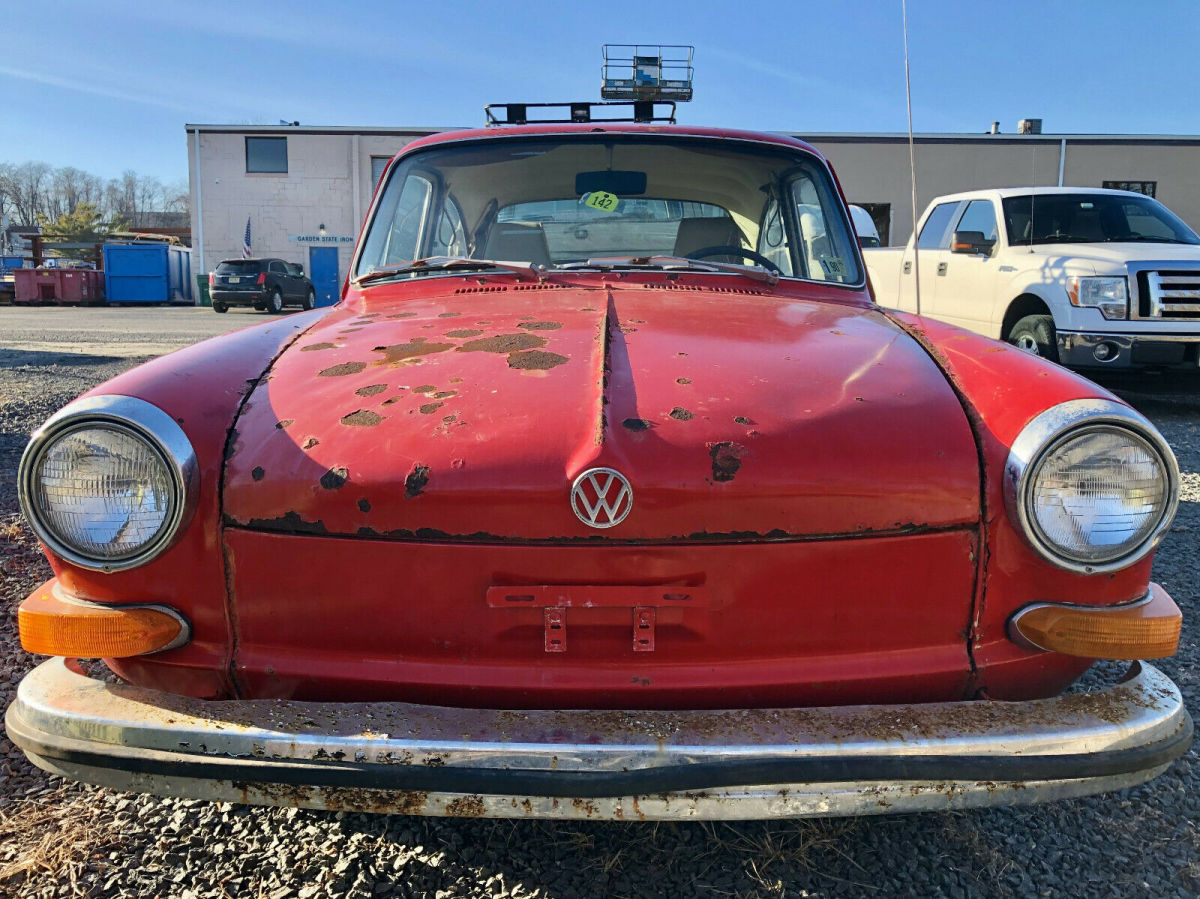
[354,136,862,285]
[216,260,264,273]
[1002,193,1200,246]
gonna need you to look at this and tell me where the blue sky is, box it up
[3,0,1198,183]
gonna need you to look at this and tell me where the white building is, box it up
[188,122,1200,304]
[187,124,447,304]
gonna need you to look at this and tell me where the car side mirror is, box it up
[951,230,994,255]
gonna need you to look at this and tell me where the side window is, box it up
[756,196,794,277]
[917,202,960,249]
[789,170,858,284]
[269,261,285,274]
[381,175,433,266]
[371,156,391,187]
[430,197,468,257]
[955,200,998,242]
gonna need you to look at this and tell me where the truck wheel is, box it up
[267,289,284,314]
[1008,314,1059,361]
[212,302,228,314]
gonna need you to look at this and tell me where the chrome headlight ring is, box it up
[1004,398,1179,574]
[17,395,199,573]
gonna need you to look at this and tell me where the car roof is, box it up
[929,186,1156,204]
[218,257,282,264]
[397,123,827,163]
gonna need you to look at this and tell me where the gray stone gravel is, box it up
[0,308,1197,897]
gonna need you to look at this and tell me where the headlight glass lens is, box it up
[1029,426,1169,563]
[33,425,175,561]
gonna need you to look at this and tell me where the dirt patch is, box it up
[517,321,563,331]
[508,350,569,371]
[340,409,384,427]
[320,467,349,489]
[371,339,455,365]
[457,333,546,354]
[708,442,746,481]
[318,362,367,377]
[355,384,387,397]
[669,407,693,421]
[405,463,430,498]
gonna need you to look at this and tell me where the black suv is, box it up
[208,258,315,314]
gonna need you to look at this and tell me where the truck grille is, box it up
[1139,270,1200,318]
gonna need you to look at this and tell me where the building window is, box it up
[246,137,288,173]
[371,156,392,187]
[1103,180,1156,197]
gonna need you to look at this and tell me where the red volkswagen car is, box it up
[7,119,1189,820]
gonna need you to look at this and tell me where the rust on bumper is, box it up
[6,658,1191,820]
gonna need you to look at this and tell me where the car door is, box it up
[930,199,1000,333]
[896,201,960,313]
[267,260,289,300]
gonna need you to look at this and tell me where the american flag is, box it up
[241,217,252,259]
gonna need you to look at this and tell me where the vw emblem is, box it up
[570,467,633,529]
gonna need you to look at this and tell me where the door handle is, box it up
[903,261,912,274]
[937,262,948,276]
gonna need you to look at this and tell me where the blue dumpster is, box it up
[102,244,194,304]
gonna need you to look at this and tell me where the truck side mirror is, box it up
[951,231,994,255]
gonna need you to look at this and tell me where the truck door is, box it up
[931,199,1000,334]
[897,201,960,313]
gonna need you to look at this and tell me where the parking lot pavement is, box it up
[0,307,1197,897]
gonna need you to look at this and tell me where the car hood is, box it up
[1028,242,1200,270]
[223,279,980,541]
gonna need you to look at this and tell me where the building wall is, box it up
[188,128,440,283]
[189,127,1200,283]
[806,136,1200,246]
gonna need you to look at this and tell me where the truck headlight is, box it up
[18,396,198,572]
[1067,276,1128,320]
[1005,399,1178,573]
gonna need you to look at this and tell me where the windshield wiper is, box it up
[1102,235,1193,244]
[353,256,546,286]
[555,255,780,286]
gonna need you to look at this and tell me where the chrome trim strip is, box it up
[17,395,199,573]
[7,658,1190,820]
[1003,398,1180,574]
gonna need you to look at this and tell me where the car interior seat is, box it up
[480,222,552,266]
[672,217,747,263]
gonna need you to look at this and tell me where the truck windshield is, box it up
[1002,194,1200,246]
[355,135,862,285]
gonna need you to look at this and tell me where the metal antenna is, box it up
[902,0,921,315]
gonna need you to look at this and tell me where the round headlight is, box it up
[19,396,197,572]
[1006,400,1178,573]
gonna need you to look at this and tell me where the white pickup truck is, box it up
[863,187,1200,369]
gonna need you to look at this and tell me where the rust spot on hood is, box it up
[320,467,349,490]
[734,416,755,425]
[419,402,444,415]
[245,511,328,535]
[355,384,387,397]
[669,407,693,421]
[340,409,384,427]
[676,377,692,385]
[371,338,455,366]
[318,362,367,377]
[276,419,294,429]
[622,418,654,431]
[300,342,337,352]
[708,441,746,482]
[413,384,436,394]
[508,350,569,370]
[251,466,265,481]
[517,321,563,331]
[357,498,371,513]
[405,464,430,498]
[445,329,484,338]
[456,333,546,354]
[437,312,461,318]
[302,437,320,450]
[386,312,418,319]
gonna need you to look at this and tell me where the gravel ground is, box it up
[1,308,1197,898]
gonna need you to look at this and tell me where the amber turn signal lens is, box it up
[1009,584,1181,660]
[18,584,186,658]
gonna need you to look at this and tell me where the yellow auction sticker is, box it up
[583,191,620,213]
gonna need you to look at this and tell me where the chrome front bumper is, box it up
[5,658,1191,820]
[1057,331,1199,368]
